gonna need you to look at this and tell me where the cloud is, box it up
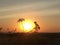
[0,0,60,18]
[0,0,60,12]
[0,15,17,19]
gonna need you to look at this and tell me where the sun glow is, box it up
[23,23,32,30]
[19,19,35,32]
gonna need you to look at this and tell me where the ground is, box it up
[0,33,60,45]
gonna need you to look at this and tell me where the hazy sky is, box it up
[0,0,60,32]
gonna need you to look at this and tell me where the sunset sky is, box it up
[0,0,60,32]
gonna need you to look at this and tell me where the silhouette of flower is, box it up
[0,27,2,31]
[17,18,25,22]
[34,21,40,31]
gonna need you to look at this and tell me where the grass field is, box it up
[0,33,60,45]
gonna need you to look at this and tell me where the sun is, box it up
[23,23,32,30]
[19,19,35,32]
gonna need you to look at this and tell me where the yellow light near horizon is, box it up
[23,23,32,30]
[19,19,35,32]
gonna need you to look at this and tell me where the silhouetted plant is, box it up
[0,27,2,31]
[17,18,25,32]
[34,21,40,32]
[7,28,10,33]
[8,31,11,34]
[17,18,40,32]
[13,29,16,33]
[7,28,9,30]
[17,18,25,22]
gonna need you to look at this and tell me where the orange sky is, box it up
[0,0,60,32]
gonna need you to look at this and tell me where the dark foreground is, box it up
[0,33,60,45]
